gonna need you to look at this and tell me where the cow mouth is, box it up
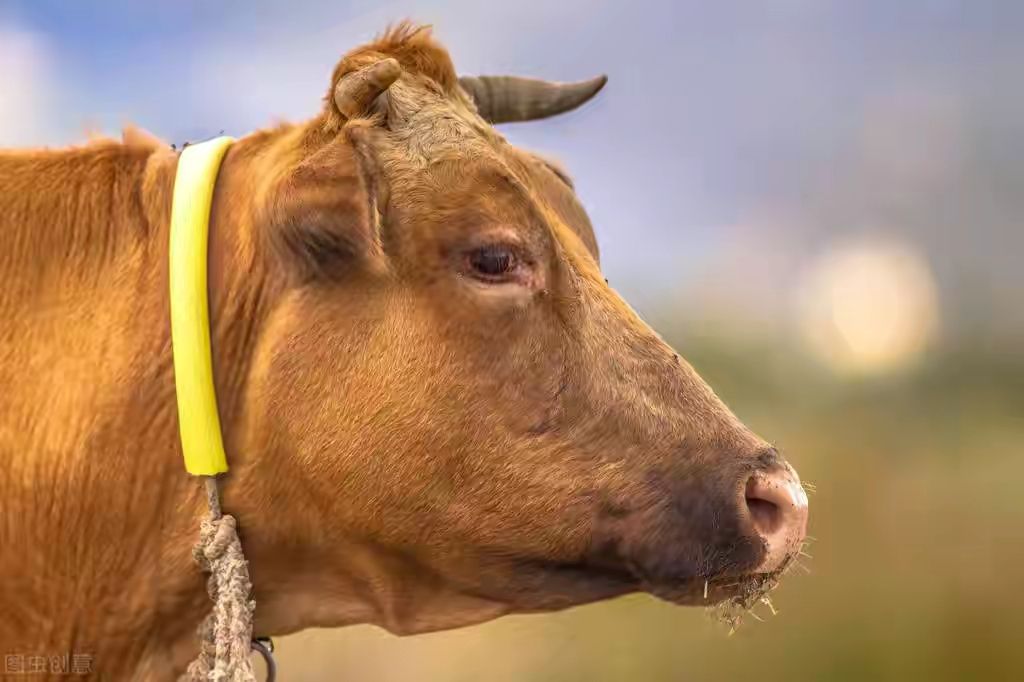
[515,555,789,617]
[646,569,782,607]
[644,558,798,632]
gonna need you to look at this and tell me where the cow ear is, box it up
[266,129,385,281]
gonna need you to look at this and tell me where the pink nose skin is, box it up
[744,463,809,573]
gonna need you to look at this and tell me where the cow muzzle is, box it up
[595,450,809,606]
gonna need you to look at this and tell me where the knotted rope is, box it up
[185,477,258,682]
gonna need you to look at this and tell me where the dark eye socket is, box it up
[467,245,518,280]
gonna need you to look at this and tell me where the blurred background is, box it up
[3,1,1022,679]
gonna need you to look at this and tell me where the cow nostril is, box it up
[745,496,782,536]
[743,466,810,573]
[744,472,795,537]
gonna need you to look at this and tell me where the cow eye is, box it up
[467,245,517,281]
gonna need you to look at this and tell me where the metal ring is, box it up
[251,638,277,682]
[254,636,275,654]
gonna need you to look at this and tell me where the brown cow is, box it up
[0,24,807,680]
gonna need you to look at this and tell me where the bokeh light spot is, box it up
[796,236,940,375]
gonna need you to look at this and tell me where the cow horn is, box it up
[333,58,402,120]
[458,74,607,124]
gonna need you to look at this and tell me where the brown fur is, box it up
[0,25,789,679]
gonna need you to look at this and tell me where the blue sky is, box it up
[2,1,1020,339]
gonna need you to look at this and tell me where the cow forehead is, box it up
[508,149,600,262]
[394,146,599,269]
[383,76,499,163]
[374,77,600,264]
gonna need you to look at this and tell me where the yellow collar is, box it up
[169,136,235,475]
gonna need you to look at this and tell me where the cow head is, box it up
[228,24,808,636]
